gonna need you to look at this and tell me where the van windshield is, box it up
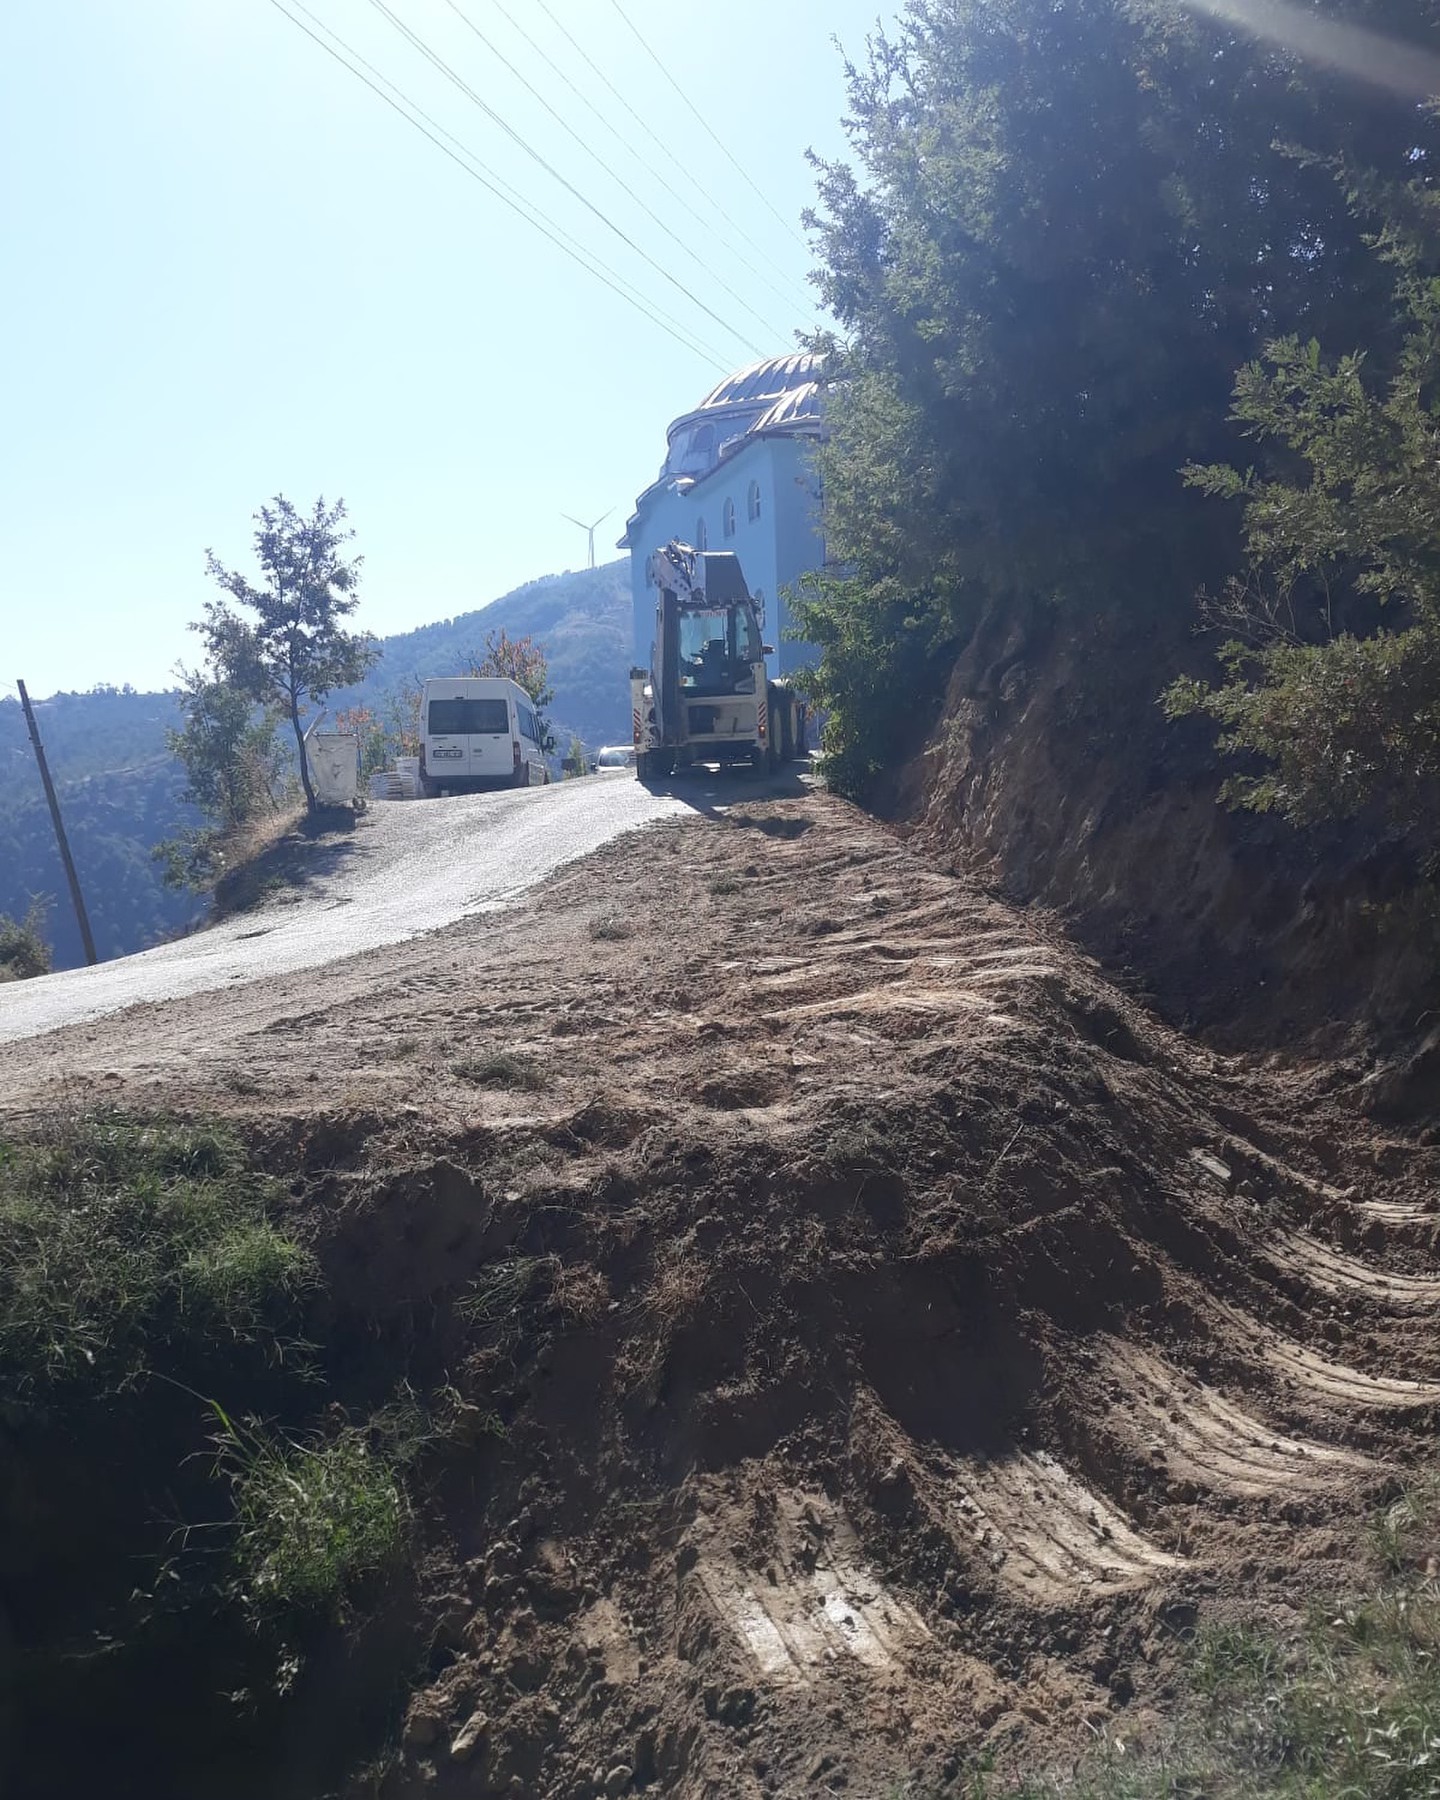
[429,698,509,735]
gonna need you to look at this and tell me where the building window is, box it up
[691,423,715,458]
[748,480,761,523]
[696,516,707,550]
[723,497,736,538]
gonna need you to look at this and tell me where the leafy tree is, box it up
[165,668,283,832]
[1165,200,1440,833]
[201,497,378,812]
[332,705,390,779]
[0,902,51,982]
[799,0,1440,794]
[382,681,424,761]
[153,662,288,891]
[466,629,556,754]
[563,734,589,777]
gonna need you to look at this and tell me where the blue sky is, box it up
[1,0,889,697]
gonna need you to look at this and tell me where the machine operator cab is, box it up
[677,604,763,697]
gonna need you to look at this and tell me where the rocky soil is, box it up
[4,785,1437,1798]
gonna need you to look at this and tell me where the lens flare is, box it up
[1176,0,1440,101]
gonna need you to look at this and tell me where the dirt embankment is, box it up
[898,600,1440,1078]
[5,788,1440,1798]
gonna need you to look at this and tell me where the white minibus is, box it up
[419,677,550,796]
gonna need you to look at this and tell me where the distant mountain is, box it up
[331,557,633,752]
[0,560,634,970]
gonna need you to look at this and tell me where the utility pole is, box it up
[16,679,98,966]
[561,508,612,571]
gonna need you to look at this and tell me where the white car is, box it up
[594,744,637,772]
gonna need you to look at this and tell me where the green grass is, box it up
[0,1114,315,1409]
[213,1406,410,1626]
[450,1050,547,1091]
[968,1479,1440,1800]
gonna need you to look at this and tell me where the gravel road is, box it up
[0,779,686,1046]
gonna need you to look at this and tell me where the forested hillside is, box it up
[0,689,200,970]
[329,559,632,752]
[2,561,632,969]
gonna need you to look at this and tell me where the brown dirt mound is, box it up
[5,791,1437,1797]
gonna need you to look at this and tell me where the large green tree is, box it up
[800,0,1440,792]
[201,497,378,811]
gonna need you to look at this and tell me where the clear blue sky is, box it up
[2,0,889,698]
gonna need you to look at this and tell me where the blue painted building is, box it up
[619,352,825,681]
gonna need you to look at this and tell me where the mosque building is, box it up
[618,352,825,680]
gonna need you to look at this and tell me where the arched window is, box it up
[723,497,736,538]
[696,516,708,550]
[691,422,715,458]
[747,480,762,523]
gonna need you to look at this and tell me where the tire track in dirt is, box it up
[9,788,1440,1798]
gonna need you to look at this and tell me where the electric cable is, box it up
[442,0,795,343]
[529,0,812,302]
[606,0,809,250]
[482,0,817,322]
[267,0,731,369]
[365,0,767,358]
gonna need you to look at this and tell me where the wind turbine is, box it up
[562,508,612,570]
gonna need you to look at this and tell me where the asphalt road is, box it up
[0,778,688,1046]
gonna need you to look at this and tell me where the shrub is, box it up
[0,901,51,981]
[214,1409,410,1626]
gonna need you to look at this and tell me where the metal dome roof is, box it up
[692,351,823,413]
[619,352,825,547]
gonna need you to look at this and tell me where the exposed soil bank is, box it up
[4,791,1437,1797]
[902,602,1440,1080]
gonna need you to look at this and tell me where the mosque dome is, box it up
[619,351,825,548]
[659,352,824,484]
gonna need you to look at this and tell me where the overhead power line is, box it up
[489,0,817,322]
[267,0,730,369]
[442,0,794,344]
[365,0,767,359]
[606,0,810,251]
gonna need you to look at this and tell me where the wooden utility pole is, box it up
[16,679,98,966]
